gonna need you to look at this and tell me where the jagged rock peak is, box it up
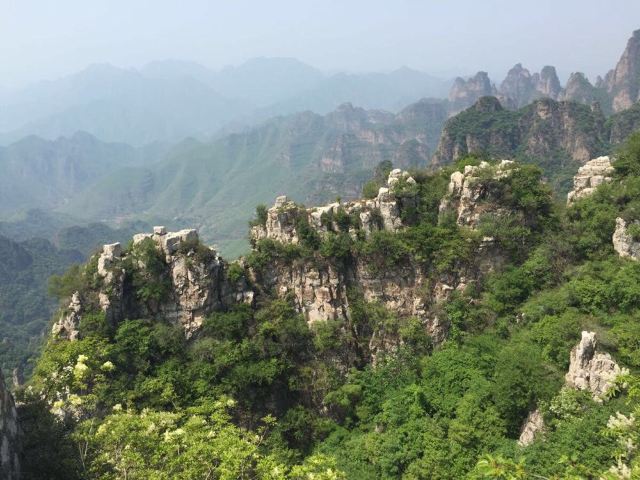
[250,169,418,246]
[536,66,562,99]
[565,331,625,400]
[613,217,640,261]
[603,29,640,112]
[448,72,497,113]
[0,371,20,480]
[567,156,614,204]
[561,72,601,105]
[500,63,535,108]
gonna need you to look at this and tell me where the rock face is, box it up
[448,72,497,114]
[251,169,418,246]
[562,72,605,107]
[439,160,515,228]
[500,64,537,109]
[518,409,544,446]
[0,372,20,480]
[613,217,640,261]
[251,166,509,342]
[50,165,535,360]
[534,66,562,100]
[433,97,608,166]
[603,29,640,113]
[565,331,623,400]
[519,331,624,446]
[566,156,614,204]
[52,228,254,339]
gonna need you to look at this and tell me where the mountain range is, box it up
[0,59,450,146]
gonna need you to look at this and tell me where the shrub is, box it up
[249,204,269,227]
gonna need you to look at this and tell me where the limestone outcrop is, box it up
[50,162,530,359]
[517,409,544,447]
[250,169,418,246]
[0,372,20,480]
[51,291,82,341]
[613,217,640,261]
[52,227,253,339]
[251,165,512,341]
[566,156,614,204]
[519,331,625,446]
[439,160,515,228]
[565,331,624,400]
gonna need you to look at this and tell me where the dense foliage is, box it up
[15,133,640,479]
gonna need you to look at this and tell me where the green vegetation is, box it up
[14,134,640,479]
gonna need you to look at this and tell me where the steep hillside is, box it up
[62,100,449,255]
[0,132,166,216]
[17,132,640,479]
[433,96,616,190]
[0,219,152,378]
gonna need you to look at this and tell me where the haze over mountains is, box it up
[0,59,450,146]
[0,30,639,257]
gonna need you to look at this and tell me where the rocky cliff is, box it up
[52,227,254,340]
[447,30,640,115]
[602,29,640,113]
[613,217,640,261]
[448,72,497,114]
[433,97,608,169]
[500,64,562,109]
[0,371,20,480]
[52,163,531,357]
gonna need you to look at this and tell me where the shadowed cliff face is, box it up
[0,372,20,480]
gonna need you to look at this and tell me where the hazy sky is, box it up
[1,0,639,87]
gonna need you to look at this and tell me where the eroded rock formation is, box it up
[53,228,253,339]
[613,217,640,261]
[251,169,418,245]
[448,72,497,114]
[603,29,640,113]
[519,331,624,446]
[439,159,515,228]
[565,331,623,400]
[567,156,614,204]
[50,165,528,358]
[517,409,544,447]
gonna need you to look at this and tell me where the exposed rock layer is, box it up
[566,156,614,204]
